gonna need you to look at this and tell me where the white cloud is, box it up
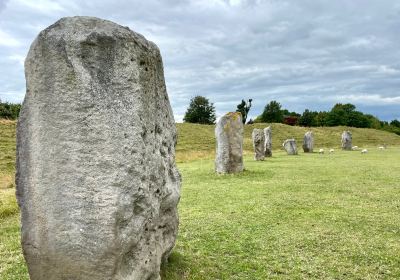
[377,65,399,75]
[0,29,21,47]
[13,0,67,14]
[0,90,25,102]
[8,54,24,65]
[228,0,243,7]
[334,94,400,105]
[0,0,400,121]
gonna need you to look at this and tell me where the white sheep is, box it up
[319,148,324,154]
[378,146,384,150]
[361,149,368,154]
[329,149,334,153]
[352,146,359,151]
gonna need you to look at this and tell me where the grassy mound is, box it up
[176,122,400,161]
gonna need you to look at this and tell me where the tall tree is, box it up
[315,111,329,126]
[347,111,371,128]
[260,100,283,123]
[183,96,216,124]
[326,103,356,126]
[236,99,252,124]
[298,109,317,127]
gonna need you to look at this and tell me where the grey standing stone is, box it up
[283,139,298,155]
[252,129,265,161]
[302,131,314,153]
[341,131,352,150]
[215,112,244,173]
[264,126,272,157]
[16,16,180,280]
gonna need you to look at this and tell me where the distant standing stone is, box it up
[252,128,265,161]
[341,131,352,150]
[16,17,180,280]
[215,112,244,173]
[283,139,298,155]
[264,126,272,157]
[303,131,314,153]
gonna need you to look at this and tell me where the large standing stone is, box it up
[252,128,265,161]
[283,139,298,155]
[302,131,314,153]
[264,126,272,157]
[215,112,244,173]
[16,17,180,280]
[341,131,352,150]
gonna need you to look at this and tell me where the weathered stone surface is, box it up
[341,131,352,150]
[16,16,180,280]
[215,112,244,173]
[252,129,265,161]
[283,139,298,155]
[264,126,272,157]
[302,131,314,153]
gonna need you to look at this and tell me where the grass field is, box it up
[176,122,400,161]
[1,121,400,279]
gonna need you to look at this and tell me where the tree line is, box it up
[183,96,400,135]
[0,100,21,120]
[2,97,399,135]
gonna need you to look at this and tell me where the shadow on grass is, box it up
[214,168,275,180]
[160,251,192,279]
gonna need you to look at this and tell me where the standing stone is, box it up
[302,131,314,153]
[341,131,352,150]
[252,129,265,161]
[283,139,298,155]
[264,126,272,157]
[215,112,244,173]
[16,17,180,280]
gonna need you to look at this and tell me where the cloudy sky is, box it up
[0,0,399,121]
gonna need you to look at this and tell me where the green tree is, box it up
[347,111,371,128]
[390,119,400,127]
[326,103,356,126]
[260,100,284,123]
[281,109,300,117]
[298,109,318,127]
[236,99,252,124]
[315,111,329,126]
[365,114,382,129]
[183,96,216,124]
[0,100,21,120]
[326,103,378,128]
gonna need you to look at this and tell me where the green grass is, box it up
[162,150,400,279]
[0,120,16,189]
[1,121,400,279]
[0,199,27,279]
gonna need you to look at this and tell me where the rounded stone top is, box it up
[224,112,242,121]
[27,16,158,62]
